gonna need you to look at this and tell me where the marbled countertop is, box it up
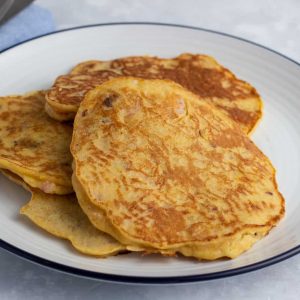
[1,0,300,299]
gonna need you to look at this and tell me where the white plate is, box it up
[1,23,300,284]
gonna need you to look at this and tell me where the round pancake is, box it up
[0,91,73,194]
[71,77,284,260]
[47,54,262,133]
[1,169,126,257]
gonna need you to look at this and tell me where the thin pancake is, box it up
[71,78,284,260]
[20,191,127,257]
[1,169,126,257]
[47,54,262,133]
[0,91,73,194]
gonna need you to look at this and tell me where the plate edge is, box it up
[1,238,300,284]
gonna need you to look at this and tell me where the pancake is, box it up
[20,191,127,257]
[0,91,73,194]
[71,77,284,260]
[46,54,262,134]
[1,169,126,257]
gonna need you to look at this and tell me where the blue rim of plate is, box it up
[0,22,300,284]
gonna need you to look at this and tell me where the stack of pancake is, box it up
[0,54,284,260]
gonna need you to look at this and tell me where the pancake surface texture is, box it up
[71,77,284,260]
[0,169,125,257]
[47,54,262,133]
[20,190,126,257]
[0,91,73,194]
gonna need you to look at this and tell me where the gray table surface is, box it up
[1,0,300,299]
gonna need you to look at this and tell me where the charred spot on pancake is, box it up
[13,138,41,149]
[266,191,273,195]
[102,93,118,108]
[81,109,88,117]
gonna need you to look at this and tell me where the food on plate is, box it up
[0,52,284,261]
[0,91,73,194]
[1,169,126,257]
[71,77,284,260]
[46,54,262,134]
[21,190,127,257]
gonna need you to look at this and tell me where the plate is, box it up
[1,22,300,284]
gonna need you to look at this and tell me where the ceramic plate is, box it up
[1,23,300,284]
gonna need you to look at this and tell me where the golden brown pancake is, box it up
[20,191,127,257]
[0,91,73,194]
[1,169,126,257]
[46,54,262,133]
[71,77,284,260]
